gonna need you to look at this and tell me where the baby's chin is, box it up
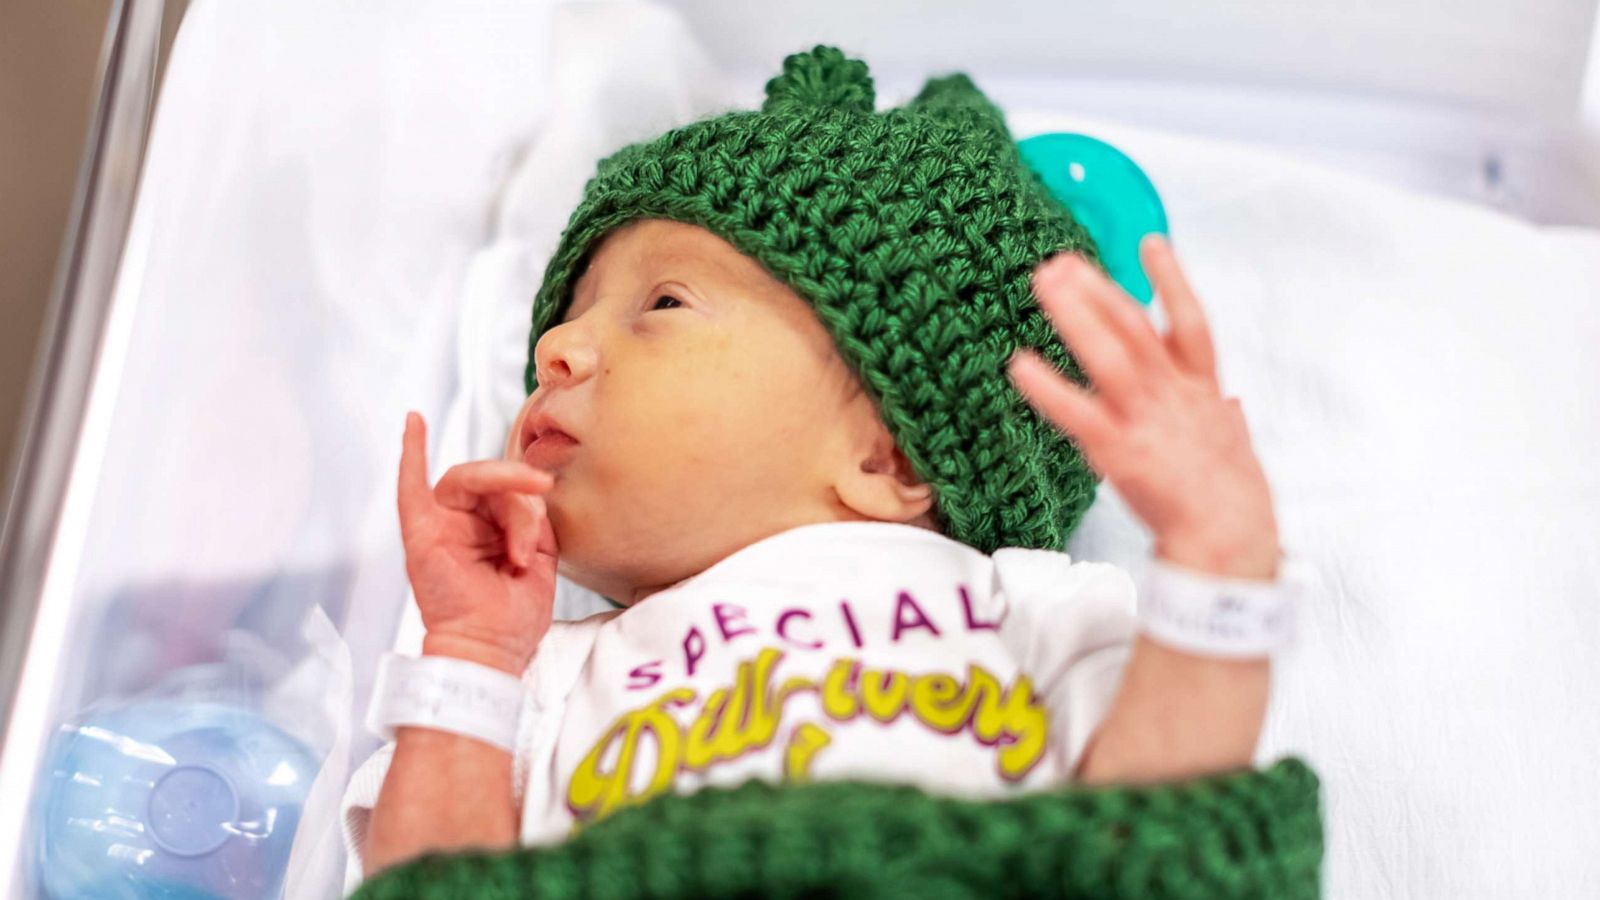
[540,480,746,604]
[547,520,639,605]
[550,521,703,608]
[552,559,604,601]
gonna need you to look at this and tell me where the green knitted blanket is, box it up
[351,756,1322,899]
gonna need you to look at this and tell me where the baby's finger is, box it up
[527,494,558,558]
[397,412,433,527]
[434,460,555,514]
[487,491,540,567]
[1057,254,1176,381]
[1007,349,1118,474]
[1030,256,1145,413]
[1141,235,1218,385]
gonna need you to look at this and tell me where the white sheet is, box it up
[23,0,1597,896]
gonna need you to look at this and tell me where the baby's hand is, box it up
[1007,235,1280,579]
[396,411,559,674]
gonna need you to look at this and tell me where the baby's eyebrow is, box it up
[561,283,598,323]
[558,258,603,322]
[557,245,714,323]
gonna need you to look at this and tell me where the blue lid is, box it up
[147,764,241,857]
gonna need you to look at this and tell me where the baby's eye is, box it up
[648,294,684,312]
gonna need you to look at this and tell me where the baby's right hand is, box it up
[396,411,558,675]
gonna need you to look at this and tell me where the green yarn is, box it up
[525,44,1108,554]
[353,756,1323,899]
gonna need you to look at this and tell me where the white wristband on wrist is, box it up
[365,651,525,753]
[1135,550,1312,659]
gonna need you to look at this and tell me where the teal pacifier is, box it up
[1017,132,1169,306]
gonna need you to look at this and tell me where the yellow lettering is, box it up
[907,672,969,732]
[682,687,731,770]
[820,659,860,721]
[565,653,1052,824]
[958,665,1048,779]
[683,647,786,771]
[566,687,694,824]
[994,675,1048,780]
[859,668,910,723]
[783,723,833,780]
[778,674,815,702]
[966,665,1008,744]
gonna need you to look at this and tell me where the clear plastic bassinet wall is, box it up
[0,0,563,896]
[1,0,1598,898]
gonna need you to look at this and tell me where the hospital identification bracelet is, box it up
[1135,551,1311,659]
[366,651,524,753]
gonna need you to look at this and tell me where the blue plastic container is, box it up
[32,700,318,899]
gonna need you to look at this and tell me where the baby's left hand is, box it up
[1007,235,1281,580]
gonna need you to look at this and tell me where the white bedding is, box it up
[21,0,1599,897]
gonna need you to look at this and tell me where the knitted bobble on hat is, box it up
[762,44,875,114]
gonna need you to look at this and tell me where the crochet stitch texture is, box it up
[524,44,1107,554]
[352,757,1323,899]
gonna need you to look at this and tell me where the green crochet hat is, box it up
[525,44,1106,554]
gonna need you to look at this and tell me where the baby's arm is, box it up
[1072,540,1277,785]
[362,635,523,878]
[360,413,558,878]
[1007,240,1285,785]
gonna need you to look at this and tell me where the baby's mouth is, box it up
[525,429,579,468]
[521,406,580,452]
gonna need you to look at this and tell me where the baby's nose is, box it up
[533,325,599,388]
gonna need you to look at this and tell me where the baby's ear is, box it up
[872,444,927,489]
[837,434,935,525]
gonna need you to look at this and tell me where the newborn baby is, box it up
[340,45,1289,892]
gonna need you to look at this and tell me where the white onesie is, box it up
[338,520,1136,894]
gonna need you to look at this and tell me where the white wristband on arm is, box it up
[365,651,525,753]
[1135,550,1313,659]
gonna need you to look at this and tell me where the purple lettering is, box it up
[626,660,663,691]
[776,608,823,650]
[839,600,864,649]
[891,591,942,641]
[683,626,706,677]
[713,603,757,642]
[959,585,1002,631]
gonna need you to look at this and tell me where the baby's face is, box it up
[509,219,935,606]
